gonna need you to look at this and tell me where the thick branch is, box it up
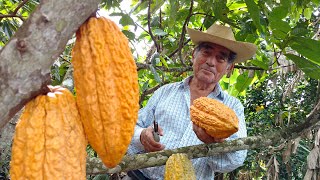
[0,0,102,129]
[86,107,320,174]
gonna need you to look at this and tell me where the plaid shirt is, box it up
[127,76,247,180]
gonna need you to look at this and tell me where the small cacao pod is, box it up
[190,97,238,138]
[10,86,87,180]
[72,17,139,168]
[164,153,196,180]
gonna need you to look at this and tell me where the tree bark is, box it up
[0,0,101,129]
[86,107,320,174]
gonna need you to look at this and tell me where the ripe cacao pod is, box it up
[72,17,139,168]
[10,86,87,179]
[190,97,238,138]
[164,153,196,180]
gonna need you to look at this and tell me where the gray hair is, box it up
[194,42,237,63]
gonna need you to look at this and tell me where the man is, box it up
[126,23,257,179]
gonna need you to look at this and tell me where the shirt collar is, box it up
[182,76,225,101]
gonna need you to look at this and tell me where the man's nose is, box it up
[206,56,217,67]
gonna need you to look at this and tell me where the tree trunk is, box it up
[0,0,101,129]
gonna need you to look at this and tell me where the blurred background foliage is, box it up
[1,0,320,179]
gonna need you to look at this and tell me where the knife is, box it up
[152,115,160,142]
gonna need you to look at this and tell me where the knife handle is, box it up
[152,131,160,142]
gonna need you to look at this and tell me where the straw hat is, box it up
[187,23,257,63]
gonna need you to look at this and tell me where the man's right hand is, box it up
[140,126,165,152]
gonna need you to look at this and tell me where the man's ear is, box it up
[191,49,196,63]
[226,63,235,78]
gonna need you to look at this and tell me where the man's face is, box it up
[192,42,233,84]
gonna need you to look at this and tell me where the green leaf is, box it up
[269,20,291,35]
[228,2,246,11]
[153,29,167,36]
[312,0,320,5]
[150,0,166,14]
[168,0,179,28]
[213,1,229,20]
[289,37,320,64]
[141,81,149,92]
[119,14,135,27]
[269,6,289,20]
[150,52,160,66]
[149,64,162,83]
[92,174,110,180]
[303,8,312,20]
[285,54,320,79]
[235,71,255,94]
[122,30,135,40]
[291,27,309,36]
[244,0,262,33]
[160,56,169,68]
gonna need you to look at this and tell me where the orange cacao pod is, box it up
[72,17,139,168]
[10,86,87,179]
[190,97,238,138]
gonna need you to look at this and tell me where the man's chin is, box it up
[198,75,216,84]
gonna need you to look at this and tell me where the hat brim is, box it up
[187,28,257,63]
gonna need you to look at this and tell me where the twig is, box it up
[129,0,145,15]
[139,82,169,106]
[177,0,194,66]
[0,14,24,20]
[147,0,159,52]
[168,39,191,58]
[0,0,29,21]
[136,62,292,72]
[13,0,29,15]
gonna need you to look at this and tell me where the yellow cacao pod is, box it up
[164,153,196,180]
[190,97,239,138]
[72,17,139,168]
[10,86,87,180]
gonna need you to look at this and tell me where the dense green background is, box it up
[1,0,319,179]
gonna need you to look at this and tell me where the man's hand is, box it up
[140,125,165,152]
[192,123,225,144]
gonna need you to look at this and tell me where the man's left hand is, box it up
[192,123,225,144]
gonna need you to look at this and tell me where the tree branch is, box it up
[12,0,29,15]
[137,62,271,72]
[0,0,29,21]
[0,14,25,20]
[177,0,193,66]
[0,0,102,129]
[86,110,320,174]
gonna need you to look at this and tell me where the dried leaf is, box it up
[248,69,255,78]
[315,129,320,147]
[266,156,274,180]
[292,137,301,154]
[274,157,280,173]
[307,147,319,169]
[282,141,293,164]
[303,169,313,180]
[266,156,274,168]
